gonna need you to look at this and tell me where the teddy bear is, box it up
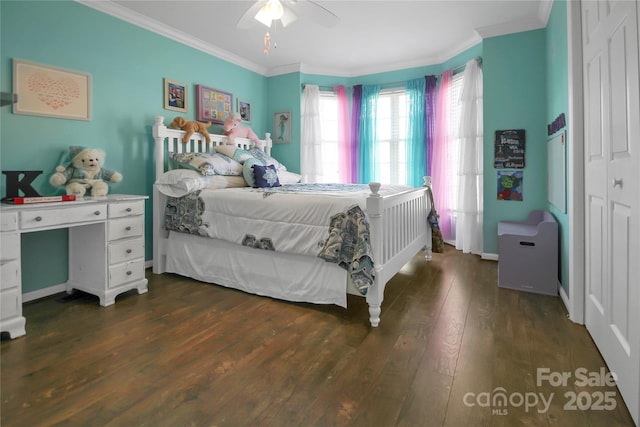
[223,112,262,148]
[170,116,212,144]
[49,146,123,197]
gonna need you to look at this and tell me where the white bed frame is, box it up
[151,116,432,326]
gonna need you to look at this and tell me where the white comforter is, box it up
[171,183,412,257]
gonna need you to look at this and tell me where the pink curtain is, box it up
[335,85,351,183]
[432,70,453,241]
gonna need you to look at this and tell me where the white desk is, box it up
[0,194,149,339]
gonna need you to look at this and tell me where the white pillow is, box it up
[202,175,247,190]
[155,170,202,197]
[155,170,246,197]
[278,170,302,185]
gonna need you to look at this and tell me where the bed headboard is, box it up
[151,115,272,180]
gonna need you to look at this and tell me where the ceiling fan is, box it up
[237,0,340,29]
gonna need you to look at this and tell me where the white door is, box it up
[582,0,640,424]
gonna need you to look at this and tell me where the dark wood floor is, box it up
[1,246,635,427]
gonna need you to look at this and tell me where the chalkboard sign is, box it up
[494,129,525,168]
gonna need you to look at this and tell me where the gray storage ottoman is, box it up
[498,210,559,296]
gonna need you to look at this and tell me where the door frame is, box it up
[566,0,585,324]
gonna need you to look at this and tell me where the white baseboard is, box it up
[22,284,66,303]
[559,283,571,317]
[482,252,499,261]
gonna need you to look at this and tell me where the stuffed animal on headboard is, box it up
[49,146,122,197]
[223,112,261,148]
[170,116,212,144]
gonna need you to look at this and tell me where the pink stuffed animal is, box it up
[223,113,261,148]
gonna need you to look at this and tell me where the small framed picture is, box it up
[163,78,187,113]
[237,98,252,123]
[273,111,291,144]
[197,85,232,124]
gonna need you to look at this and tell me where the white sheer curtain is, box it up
[300,84,323,183]
[455,58,484,254]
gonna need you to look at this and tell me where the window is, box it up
[318,92,339,183]
[318,88,410,185]
[377,89,407,185]
[443,73,465,240]
[317,82,460,187]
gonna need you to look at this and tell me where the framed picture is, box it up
[13,59,91,121]
[163,78,187,113]
[237,98,252,123]
[273,111,291,144]
[196,85,232,124]
[494,129,525,168]
[497,170,524,201]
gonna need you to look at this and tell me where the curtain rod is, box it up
[302,56,482,90]
[452,56,482,75]
[301,84,336,91]
[301,81,407,91]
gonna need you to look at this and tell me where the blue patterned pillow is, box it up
[252,163,281,188]
[248,147,287,171]
[242,158,258,187]
[214,146,254,164]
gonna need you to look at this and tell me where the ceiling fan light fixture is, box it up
[255,0,284,27]
[254,9,272,27]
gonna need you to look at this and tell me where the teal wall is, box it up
[267,73,303,172]
[483,29,548,255]
[546,0,570,294]
[2,0,569,296]
[1,1,268,293]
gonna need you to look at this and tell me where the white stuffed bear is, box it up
[49,146,123,197]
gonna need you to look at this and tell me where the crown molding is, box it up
[265,63,304,77]
[76,0,268,76]
[294,33,482,78]
[538,0,554,26]
[475,14,547,40]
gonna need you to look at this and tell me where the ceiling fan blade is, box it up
[279,7,297,27]
[288,0,340,28]
[237,0,268,29]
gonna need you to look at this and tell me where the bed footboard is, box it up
[365,180,432,326]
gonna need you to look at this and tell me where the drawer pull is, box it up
[35,216,42,222]
[94,211,101,216]
[126,271,132,276]
[125,226,132,231]
[126,249,133,254]
[126,208,132,212]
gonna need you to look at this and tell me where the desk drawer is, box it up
[109,238,144,265]
[109,259,145,288]
[0,288,20,320]
[0,212,17,232]
[108,217,143,241]
[20,204,107,229]
[1,233,19,260]
[109,201,144,219]
[1,260,20,290]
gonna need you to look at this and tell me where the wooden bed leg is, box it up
[368,304,381,327]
